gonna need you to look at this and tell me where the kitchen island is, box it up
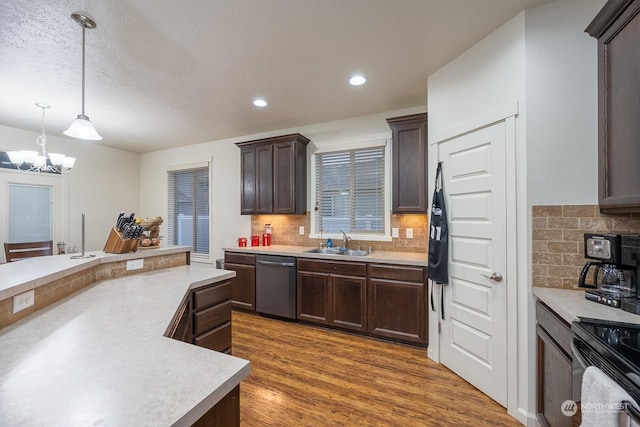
[0,261,250,426]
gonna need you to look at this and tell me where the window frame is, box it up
[0,167,68,262]
[310,138,391,242]
[167,162,212,261]
[8,182,53,242]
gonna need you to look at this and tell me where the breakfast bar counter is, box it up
[0,245,192,301]
[0,264,250,426]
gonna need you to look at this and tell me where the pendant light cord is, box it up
[81,23,86,117]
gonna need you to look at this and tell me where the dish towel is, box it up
[581,366,640,427]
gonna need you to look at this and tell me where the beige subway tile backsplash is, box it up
[531,204,640,289]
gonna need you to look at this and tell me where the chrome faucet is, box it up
[339,230,351,249]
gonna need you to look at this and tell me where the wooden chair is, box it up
[4,240,53,262]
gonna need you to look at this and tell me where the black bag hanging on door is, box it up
[428,161,449,284]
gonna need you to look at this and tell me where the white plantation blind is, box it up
[8,184,53,242]
[315,146,385,234]
[167,166,209,256]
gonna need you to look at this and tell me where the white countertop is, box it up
[0,265,250,427]
[533,286,640,324]
[0,246,191,301]
[223,244,428,266]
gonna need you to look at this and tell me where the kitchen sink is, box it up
[304,247,344,255]
[304,247,373,257]
[342,249,372,257]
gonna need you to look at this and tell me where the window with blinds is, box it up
[167,166,209,257]
[8,183,53,242]
[315,146,385,234]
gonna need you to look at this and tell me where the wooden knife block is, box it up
[103,227,139,254]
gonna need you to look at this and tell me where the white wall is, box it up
[427,12,527,423]
[0,125,140,258]
[426,0,607,423]
[522,0,605,423]
[139,106,425,262]
[428,14,526,137]
[525,0,605,205]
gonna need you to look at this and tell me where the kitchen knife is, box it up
[116,211,124,229]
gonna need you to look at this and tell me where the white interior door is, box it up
[437,121,508,406]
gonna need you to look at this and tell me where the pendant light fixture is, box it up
[64,13,102,141]
[7,103,76,173]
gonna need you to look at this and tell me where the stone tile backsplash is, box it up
[532,205,640,289]
[250,213,428,253]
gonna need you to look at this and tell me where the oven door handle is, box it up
[571,338,589,369]
[623,401,640,424]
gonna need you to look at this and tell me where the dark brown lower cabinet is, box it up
[367,264,427,346]
[169,280,232,354]
[297,259,426,345]
[330,274,366,331]
[536,301,580,427]
[297,271,330,324]
[192,385,240,427]
[167,281,239,425]
[224,252,256,311]
[297,259,367,332]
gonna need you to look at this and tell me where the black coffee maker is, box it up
[579,233,636,308]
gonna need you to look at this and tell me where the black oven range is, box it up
[572,317,640,423]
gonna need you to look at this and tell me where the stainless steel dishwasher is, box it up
[255,254,297,319]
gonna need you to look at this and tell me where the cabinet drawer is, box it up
[224,252,256,265]
[195,322,232,352]
[297,259,366,276]
[193,281,231,311]
[194,300,232,336]
[369,264,425,282]
[536,301,572,357]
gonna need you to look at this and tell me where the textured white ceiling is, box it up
[0,0,553,153]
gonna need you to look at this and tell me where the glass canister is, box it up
[238,237,247,247]
[262,233,271,246]
[251,234,260,246]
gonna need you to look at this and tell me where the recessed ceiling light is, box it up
[253,99,268,107]
[349,75,366,86]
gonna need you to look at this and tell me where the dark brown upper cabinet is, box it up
[236,133,309,215]
[386,113,428,213]
[587,0,640,212]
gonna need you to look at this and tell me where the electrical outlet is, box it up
[299,226,305,235]
[126,259,144,271]
[406,228,414,239]
[392,228,399,238]
[13,290,34,314]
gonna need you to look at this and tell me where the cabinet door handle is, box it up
[481,272,503,282]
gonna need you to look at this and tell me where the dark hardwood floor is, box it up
[231,311,521,426]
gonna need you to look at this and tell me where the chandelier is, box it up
[7,103,76,173]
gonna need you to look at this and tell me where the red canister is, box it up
[238,237,247,247]
[251,234,260,246]
[262,233,271,246]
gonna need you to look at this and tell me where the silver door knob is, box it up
[481,272,503,282]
